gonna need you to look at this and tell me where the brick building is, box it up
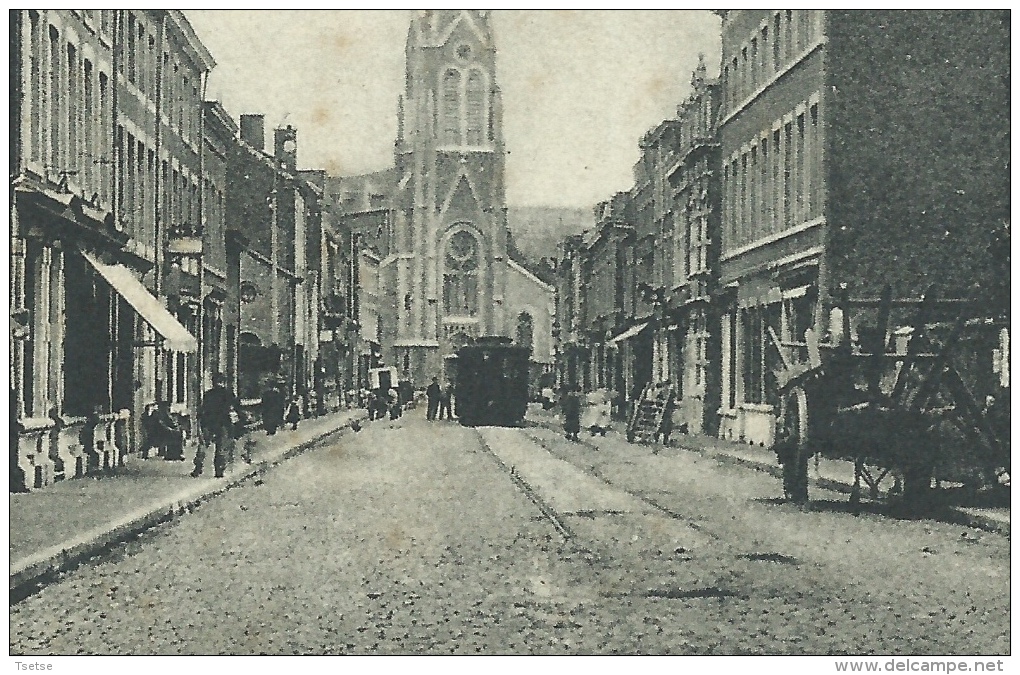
[10,10,214,489]
[229,116,322,403]
[715,10,1009,446]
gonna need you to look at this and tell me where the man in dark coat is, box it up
[194,374,241,478]
[438,381,453,420]
[261,380,286,435]
[425,377,441,421]
[399,374,414,409]
[561,386,582,441]
[155,401,184,460]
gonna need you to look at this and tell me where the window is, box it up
[739,153,748,246]
[773,12,782,71]
[443,230,480,316]
[83,59,93,190]
[125,134,135,235]
[99,73,109,202]
[750,38,758,91]
[772,128,782,235]
[749,145,758,243]
[797,112,807,223]
[740,47,748,99]
[66,43,77,176]
[760,136,769,232]
[783,121,793,228]
[784,10,794,60]
[730,57,738,104]
[741,304,782,406]
[810,103,820,219]
[136,140,145,242]
[127,13,136,83]
[28,11,42,164]
[722,65,729,112]
[515,312,533,351]
[137,20,146,94]
[465,69,486,145]
[182,75,189,137]
[440,68,461,144]
[49,25,61,169]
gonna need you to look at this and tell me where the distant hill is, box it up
[507,207,594,265]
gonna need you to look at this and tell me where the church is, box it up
[327,10,556,389]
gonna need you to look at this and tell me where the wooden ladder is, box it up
[627,384,672,444]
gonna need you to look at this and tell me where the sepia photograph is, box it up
[7,8,1011,668]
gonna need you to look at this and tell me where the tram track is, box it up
[516,423,723,542]
[470,427,576,543]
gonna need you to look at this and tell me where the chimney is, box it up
[275,125,297,172]
[239,114,265,151]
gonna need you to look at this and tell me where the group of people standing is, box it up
[425,377,453,421]
[366,379,414,421]
[142,373,308,479]
[260,379,302,435]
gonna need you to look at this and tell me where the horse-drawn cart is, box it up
[772,284,1009,508]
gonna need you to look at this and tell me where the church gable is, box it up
[440,174,481,222]
[434,10,489,48]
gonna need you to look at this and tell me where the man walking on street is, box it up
[561,386,582,442]
[261,378,286,435]
[194,373,241,478]
[438,381,453,420]
[426,376,441,421]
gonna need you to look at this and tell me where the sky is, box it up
[187,10,721,209]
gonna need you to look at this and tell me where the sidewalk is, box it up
[527,406,1009,536]
[10,407,368,593]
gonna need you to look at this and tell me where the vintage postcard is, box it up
[8,9,1010,668]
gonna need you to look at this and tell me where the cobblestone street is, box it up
[9,408,1009,655]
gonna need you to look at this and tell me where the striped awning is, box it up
[607,322,649,345]
[81,250,198,353]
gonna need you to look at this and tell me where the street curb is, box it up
[10,412,368,597]
[697,449,1010,537]
[527,414,1009,537]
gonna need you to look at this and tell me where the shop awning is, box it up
[607,321,648,345]
[81,250,198,353]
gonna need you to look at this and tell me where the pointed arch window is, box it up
[465,69,487,145]
[441,68,461,145]
[443,230,480,317]
[515,312,534,352]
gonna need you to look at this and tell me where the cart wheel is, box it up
[778,387,810,505]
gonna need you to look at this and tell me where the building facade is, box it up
[11,10,214,489]
[229,116,322,404]
[716,10,1009,446]
[664,59,722,436]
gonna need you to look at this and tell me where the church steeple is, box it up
[395,9,508,370]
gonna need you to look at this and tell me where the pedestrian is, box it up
[261,379,285,435]
[286,396,301,431]
[140,403,160,459]
[194,373,241,478]
[561,386,582,441]
[366,389,378,421]
[438,381,453,420]
[388,387,401,420]
[374,387,389,420]
[426,376,441,421]
[156,401,185,461]
[399,376,414,410]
